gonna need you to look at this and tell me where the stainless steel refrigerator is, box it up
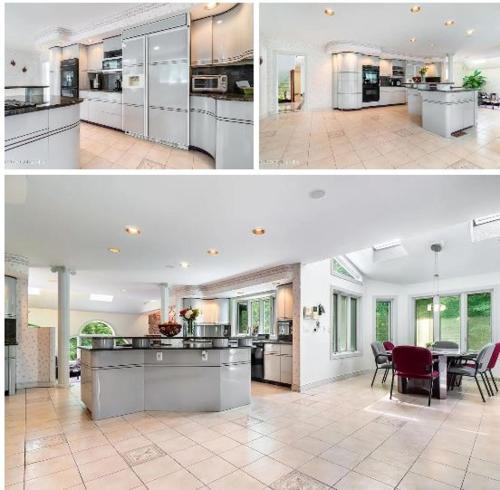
[122,14,189,148]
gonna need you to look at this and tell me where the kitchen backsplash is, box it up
[192,64,253,94]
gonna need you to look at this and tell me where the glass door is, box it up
[415,297,433,347]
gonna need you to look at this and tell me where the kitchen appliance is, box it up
[238,337,253,347]
[251,342,265,381]
[122,13,189,148]
[102,72,122,92]
[362,65,380,103]
[392,65,405,78]
[102,57,122,72]
[192,323,230,338]
[191,75,228,93]
[213,338,229,348]
[277,320,293,342]
[88,72,103,90]
[91,337,115,349]
[132,338,151,348]
[391,79,402,87]
[60,58,79,98]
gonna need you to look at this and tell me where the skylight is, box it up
[331,257,363,283]
[372,239,408,263]
[372,239,402,251]
[89,294,114,302]
[471,212,500,242]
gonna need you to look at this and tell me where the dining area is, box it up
[371,340,500,405]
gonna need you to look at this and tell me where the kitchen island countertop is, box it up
[5,96,83,116]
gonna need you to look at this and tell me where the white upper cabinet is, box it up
[87,43,103,71]
[191,17,213,66]
[380,59,392,77]
[103,35,122,54]
[62,44,79,60]
[213,3,253,64]
[276,284,293,320]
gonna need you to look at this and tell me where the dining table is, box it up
[395,348,472,400]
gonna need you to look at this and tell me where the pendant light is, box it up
[427,243,446,312]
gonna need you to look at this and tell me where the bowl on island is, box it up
[158,322,182,337]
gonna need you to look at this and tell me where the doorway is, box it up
[276,53,305,112]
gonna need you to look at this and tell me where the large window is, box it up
[69,320,116,361]
[331,257,363,284]
[414,291,492,351]
[375,299,392,342]
[332,291,359,353]
[237,296,274,336]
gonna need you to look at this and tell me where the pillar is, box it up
[160,283,169,323]
[447,54,454,83]
[51,266,71,388]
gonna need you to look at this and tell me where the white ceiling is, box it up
[6,175,500,313]
[5,2,235,51]
[347,222,500,285]
[260,3,500,61]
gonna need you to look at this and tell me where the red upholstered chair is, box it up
[390,345,439,406]
[487,343,500,393]
[383,341,395,351]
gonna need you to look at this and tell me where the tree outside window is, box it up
[69,320,123,361]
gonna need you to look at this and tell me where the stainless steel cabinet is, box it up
[191,17,213,66]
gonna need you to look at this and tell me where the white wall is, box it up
[28,307,150,341]
[261,37,332,116]
[300,260,500,389]
[5,48,45,87]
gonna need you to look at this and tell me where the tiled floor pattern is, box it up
[260,106,500,169]
[79,123,215,170]
[5,374,500,489]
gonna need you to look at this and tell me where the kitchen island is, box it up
[5,96,82,169]
[80,343,251,420]
[406,84,477,137]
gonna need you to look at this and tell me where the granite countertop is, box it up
[252,339,293,345]
[5,85,49,89]
[5,96,83,116]
[419,89,476,93]
[79,345,251,351]
[191,92,253,102]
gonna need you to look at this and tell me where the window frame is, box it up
[331,257,363,284]
[411,288,494,352]
[331,286,362,359]
[374,297,396,344]
[235,294,275,337]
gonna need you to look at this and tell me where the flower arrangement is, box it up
[179,307,201,336]
[419,66,428,79]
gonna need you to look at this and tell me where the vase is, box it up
[185,319,194,337]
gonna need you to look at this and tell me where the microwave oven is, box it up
[102,57,122,72]
[192,75,228,93]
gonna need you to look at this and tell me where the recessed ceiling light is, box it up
[309,189,326,199]
[89,293,113,302]
[205,2,218,9]
[444,20,455,27]
[180,261,190,268]
[108,247,120,254]
[207,249,219,256]
[252,227,266,236]
[466,29,475,36]
[410,5,421,13]
[125,226,141,235]
[410,37,416,43]
[28,287,41,295]
[324,8,335,16]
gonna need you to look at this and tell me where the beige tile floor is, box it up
[5,374,500,489]
[80,123,215,170]
[260,106,500,170]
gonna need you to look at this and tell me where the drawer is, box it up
[264,343,280,354]
[280,344,292,356]
[216,100,252,121]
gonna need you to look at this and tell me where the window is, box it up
[414,291,492,351]
[237,296,274,336]
[467,292,492,351]
[70,320,119,361]
[332,292,359,353]
[375,299,392,342]
[331,257,363,283]
[237,302,249,335]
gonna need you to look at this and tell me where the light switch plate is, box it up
[156,352,163,361]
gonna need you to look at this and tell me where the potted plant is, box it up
[419,66,429,80]
[179,307,201,336]
[463,69,487,90]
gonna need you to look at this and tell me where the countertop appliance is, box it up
[192,75,228,93]
[362,65,380,103]
[122,13,189,148]
[277,320,293,342]
[61,58,79,98]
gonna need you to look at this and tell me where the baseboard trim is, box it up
[17,381,56,389]
[298,369,371,392]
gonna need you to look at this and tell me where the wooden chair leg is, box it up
[371,367,378,387]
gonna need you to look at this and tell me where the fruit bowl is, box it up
[158,323,182,337]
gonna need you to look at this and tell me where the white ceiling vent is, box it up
[471,213,500,242]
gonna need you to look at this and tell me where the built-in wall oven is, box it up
[61,58,79,98]
[362,65,380,102]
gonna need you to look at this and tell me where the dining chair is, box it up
[448,343,495,402]
[383,341,395,351]
[370,341,392,387]
[390,345,439,406]
[433,341,459,349]
[486,343,500,393]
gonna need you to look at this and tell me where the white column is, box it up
[51,266,71,388]
[447,54,454,83]
[160,283,169,323]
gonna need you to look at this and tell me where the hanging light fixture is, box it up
[427,243,446,312]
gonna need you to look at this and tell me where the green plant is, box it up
[463,69,487,90]
[419,66,428,78]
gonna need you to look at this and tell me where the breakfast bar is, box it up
[79,341,251,420]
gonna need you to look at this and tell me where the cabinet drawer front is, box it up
[264,343,280,354]
[190,95,216,113]
[216,100,253,121]
[280,344,292,356]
